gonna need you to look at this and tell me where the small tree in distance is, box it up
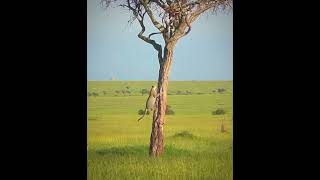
[217,88,226,93]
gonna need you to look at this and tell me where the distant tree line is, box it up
[115,89,132,96]
[212,88,226,93]
[88,87,228,97]
[167,88,227,95]
[88,92,99,97]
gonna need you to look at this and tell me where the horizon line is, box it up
[87,80,233,81]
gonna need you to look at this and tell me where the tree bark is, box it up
[149,41,176,156]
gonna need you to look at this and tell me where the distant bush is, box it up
[115,90,120,94]
[212,108,226,115]
[126,86,130,89]
[212,90,216,93]
[176,90,192,95]
[102,90,107,95]
[166,105,175,115]
[166,109,175,115]
[176,90,183,95]
[126,90,131,94]
[92,92,99,97]
[140,89,148,96]
[88,92,92,96]
[217,88,226,93]
[186,90,192,95]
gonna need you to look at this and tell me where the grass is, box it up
[88,80,233,180]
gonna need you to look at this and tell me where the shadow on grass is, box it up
[96,145,191,157]
[96,145,148,156]
[170,131,197,139]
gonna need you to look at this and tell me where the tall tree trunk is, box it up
[149,41,176,156]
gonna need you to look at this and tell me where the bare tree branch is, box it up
[148,32,162,38]
[191,0,232,21]
[167,0,231,41]
[103,0,232,57]
[140,0,165,32]
[150,0,167,9]
[137,12,163,62]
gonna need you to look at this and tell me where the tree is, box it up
[101,0,232,157]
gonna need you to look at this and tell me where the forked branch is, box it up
[140,0,166,32]
[137,12,163,62]
[148,32,162,38]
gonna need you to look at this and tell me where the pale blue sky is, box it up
[87,0,233,80]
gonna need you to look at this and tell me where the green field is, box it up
[88,81,233,180]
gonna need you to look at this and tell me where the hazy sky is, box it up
[87,0,233,80]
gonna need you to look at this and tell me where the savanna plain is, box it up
[88,81,233,180]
